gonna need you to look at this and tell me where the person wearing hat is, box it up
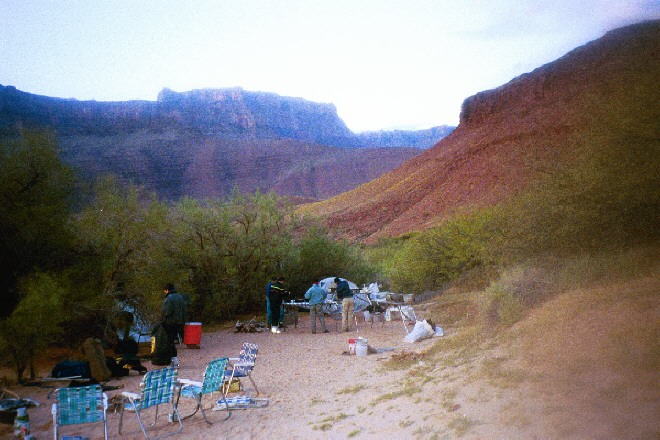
[305,281,329,334]
[334,277,354,332]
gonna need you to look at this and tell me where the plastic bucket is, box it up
[184,322,202,347]
[355,338,368,356]
[348,338,356,355]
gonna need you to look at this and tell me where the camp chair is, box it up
[226,343,259,395]
[119,366,182,440]
[51,384,108,440]
[175,357,232,424]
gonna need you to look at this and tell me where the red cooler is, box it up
[184,322,202,348]
[348,338,356,355]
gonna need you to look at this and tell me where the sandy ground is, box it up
[2,278,658,440]
[2,314,437,439]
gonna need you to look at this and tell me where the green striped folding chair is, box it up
[119,366,182,440]
[51,384,108,440]
[176,357,232,424]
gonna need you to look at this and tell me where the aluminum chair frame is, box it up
[119,366,183,440]
[226,342,259,395]
[176,357,232,424]
[51,384,108,440]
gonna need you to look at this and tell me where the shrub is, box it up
[0,272,66,380]
[482,265,552,328]
[384,211,495,293]
[483,281,524,329]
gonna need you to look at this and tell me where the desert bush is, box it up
[481,265,553,328]
[0,132,76,317]
[483,281,524,329]
[164,191,297,322]
[283,226,377,296]
[384,211,496,293]
[494,131,659,260]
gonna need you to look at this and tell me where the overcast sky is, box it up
[1,1,658,132]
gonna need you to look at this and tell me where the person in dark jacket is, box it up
[269,277,289,333]
[335,277,354,332]
[265,277,276,327]
[161,283,188,365]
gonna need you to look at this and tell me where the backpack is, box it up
[51,360,91,379]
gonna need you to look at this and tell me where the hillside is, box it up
[0,86,454,201]
[303,20,659,241]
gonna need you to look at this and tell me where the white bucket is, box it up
[355,337,368,356]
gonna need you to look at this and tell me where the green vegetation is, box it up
[1,117,656,383]
[372,125,658,329]
[337,384,367,394]
[0,132,375,380]
[283,227,376,298]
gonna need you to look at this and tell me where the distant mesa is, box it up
[0,83,454,201]
[0,84,453,149]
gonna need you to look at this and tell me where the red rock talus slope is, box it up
[301,20,659,242]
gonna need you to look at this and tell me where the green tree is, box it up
[0,272,66,381]
[0,132,76,317]
[165,191,296,321]
[71,176,168,340]
[385,212,493,293]
[284,226,376,297]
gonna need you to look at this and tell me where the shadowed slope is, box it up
[303,20,659,241]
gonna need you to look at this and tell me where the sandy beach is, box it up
[2,313,440,439]
[3,279,656,440]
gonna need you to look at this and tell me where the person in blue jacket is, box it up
[305,281,329,334]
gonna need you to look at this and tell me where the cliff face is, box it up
[156,87,358,146]
[355,125,455,149]
[1,85,446,200]
[306,20,660,241]
[1,86,452,149]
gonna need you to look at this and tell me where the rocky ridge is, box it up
[304,20,659,241]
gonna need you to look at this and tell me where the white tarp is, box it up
[317,277,370,313]
[318,277,358,292]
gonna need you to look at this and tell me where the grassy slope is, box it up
[380,247,659,438]
[298,21,659,242]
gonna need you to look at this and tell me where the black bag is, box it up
[117,354,147,374]
[114,337,139,355]
[151,323,173,366]
[51,360,91,379]
[105,356,129,377]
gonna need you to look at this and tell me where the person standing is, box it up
[335,277,354,332]
[305,281,329,334]
[265,277,276,328]
[269,277,289,333]
[161,283,187,366]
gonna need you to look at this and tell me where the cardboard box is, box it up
[223,378,241,393]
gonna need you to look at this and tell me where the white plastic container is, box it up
[355,338,368,356]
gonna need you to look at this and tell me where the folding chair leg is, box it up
[248,375,259,395]
[118,402,126,435]
[174,390,201,421]
[199,394,231,424]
